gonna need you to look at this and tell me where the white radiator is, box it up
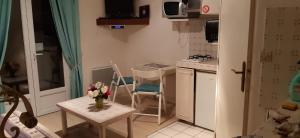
[90,66,114,85]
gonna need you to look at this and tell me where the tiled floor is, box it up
[148,122,215,138]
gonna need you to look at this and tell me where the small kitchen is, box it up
[2,0,300,137]
[83,0,300,137]
[88,0,221,136]
[164,0,220,133]
[88,0,286,137]
[92,0,221,135]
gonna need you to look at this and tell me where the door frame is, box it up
[247,0,300,132]
[19,0,38,115]
[21,0,70,116]
[242,0,256,134]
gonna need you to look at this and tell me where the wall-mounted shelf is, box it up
[96,17,149,25]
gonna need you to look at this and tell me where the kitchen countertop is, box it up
[176,59,218,72]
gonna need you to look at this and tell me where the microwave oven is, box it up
[162,0,189,19]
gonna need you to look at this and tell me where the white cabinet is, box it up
[176,67,194,123]
[195,72,216,130]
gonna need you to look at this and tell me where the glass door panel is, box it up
[1,0,68,116]
[1,0,37,113]
[1,0,29,96]
[25,0,68,116]
[31,0,65,91]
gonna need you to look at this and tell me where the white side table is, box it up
[57,96,135,138]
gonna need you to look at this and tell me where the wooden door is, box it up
[216,0,254,137]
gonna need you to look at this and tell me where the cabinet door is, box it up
[176,68,194,122]
[195,72,216,130]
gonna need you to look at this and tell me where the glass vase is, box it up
[95,98,104,109]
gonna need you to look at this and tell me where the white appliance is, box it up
[176,54,217,130]
[195,71,216,131]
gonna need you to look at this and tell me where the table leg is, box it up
[61,110,67,136]
[98,126,106,138]
[127,115,133,138]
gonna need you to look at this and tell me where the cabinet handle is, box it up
[231,62,246,92]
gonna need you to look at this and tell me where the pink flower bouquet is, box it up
[87,82,111,100]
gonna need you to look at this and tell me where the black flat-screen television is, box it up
[105,0,134,18]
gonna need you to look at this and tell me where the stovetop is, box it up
[188,55,213,60]
[176,54,218,71]
[181,54,215,63]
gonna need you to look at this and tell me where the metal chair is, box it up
[109,62,133,103]
[131,68,167,125]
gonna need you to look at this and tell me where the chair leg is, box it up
[125,85,132,97]
[109,82,113,94]
[131,93,135,108]
[113,86,118,102]
[158,94,162,125]
[162,94,167,113]
[108,95,111,101]
[136,94,142,111]
[108,84,113,101]
[136,95,141,106]
[125,85,137,107]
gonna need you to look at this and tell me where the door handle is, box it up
[33,53,36,62]
[231,62,246,92]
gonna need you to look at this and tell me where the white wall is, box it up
[123,0,191,74]
[79,0,189,90]
[79,0,128,90]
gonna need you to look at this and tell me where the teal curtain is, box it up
[0,0,12,113]
[289,72,300,102]
[49,0,83,98]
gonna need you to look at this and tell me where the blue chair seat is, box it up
[116,77,133,86]
[134,83,160,93]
